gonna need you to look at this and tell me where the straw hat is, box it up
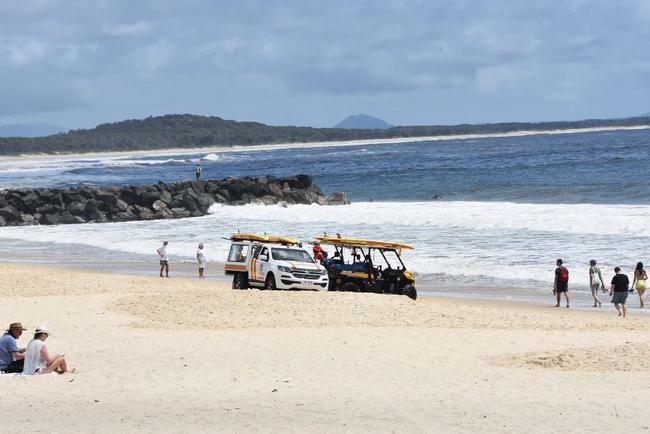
[6,322,26,332]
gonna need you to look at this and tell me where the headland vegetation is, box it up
[1,113,650,155]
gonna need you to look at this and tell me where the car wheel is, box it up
[232,273,247,289]
[265,273,277,290]
[341,282,360,292]
[402,285,417,300]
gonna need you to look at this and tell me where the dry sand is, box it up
[1,263,650,433]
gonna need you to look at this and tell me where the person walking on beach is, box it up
[195,164,202,180]
[631,262,647,308]
[23,326,71,375]
[0,322,27,373]
[589,259,605,307]
[157,241,169,278]
[554,259,570,308]
[197,243,206,279]
[610,267,630,317]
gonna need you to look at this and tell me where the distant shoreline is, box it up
[1,124,649,163]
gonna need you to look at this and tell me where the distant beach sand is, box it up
[2,263,649,432]
[1,124,649,163]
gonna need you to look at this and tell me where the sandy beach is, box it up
[1,263,649,433]
[1,124,649,163]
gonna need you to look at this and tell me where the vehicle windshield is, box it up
[370,248,404,270]
[272,248,314,263]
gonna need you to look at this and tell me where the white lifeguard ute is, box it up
[225,233,329,291]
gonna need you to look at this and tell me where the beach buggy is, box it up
[315,235,417,300]
[224,233,329,291]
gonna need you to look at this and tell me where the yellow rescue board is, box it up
[230,233,299,245]
[314,236,414,250]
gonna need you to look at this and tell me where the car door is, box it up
[257,247,269,281]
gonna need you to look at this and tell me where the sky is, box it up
[1,0,650,130]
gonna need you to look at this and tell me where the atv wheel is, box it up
[265,273,277,290]
[232,273,248,289]
[341,282,360,292]
[402,285,417,300]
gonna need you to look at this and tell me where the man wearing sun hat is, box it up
[0,322,27,373]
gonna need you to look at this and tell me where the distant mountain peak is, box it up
[335,114,393,129]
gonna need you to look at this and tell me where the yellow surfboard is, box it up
[314,236,414,250]
[230,233,299,245]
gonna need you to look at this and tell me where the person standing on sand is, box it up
[553,259,570,308]
[0,322,27,373]
[157,241,169,278]
[610,267,630,317]
[589,259,605,307]
[195,164,202,180]
[197,243,206,279]
[630,262,647,308]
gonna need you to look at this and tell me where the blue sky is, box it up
[1,0,649,129]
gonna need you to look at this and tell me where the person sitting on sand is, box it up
[0,322,27,373]
[157,241,169,278]
[589,259,605,307]
[553,259,570,308]
[23,326,71,375]
[610,267,630,317]
[197,243,206,279]
[631,262,647,309]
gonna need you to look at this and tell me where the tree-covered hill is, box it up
[1,113,649,155]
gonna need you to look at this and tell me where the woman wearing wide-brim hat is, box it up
[23,326,71,375]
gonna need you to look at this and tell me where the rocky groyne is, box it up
[0,175,349,226]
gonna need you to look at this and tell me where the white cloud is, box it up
[102,21,152,37]
[4,38,46,66]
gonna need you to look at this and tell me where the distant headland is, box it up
[1,113,649,156]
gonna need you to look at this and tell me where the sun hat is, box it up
[6,322,26,332]
[34,325,49,335]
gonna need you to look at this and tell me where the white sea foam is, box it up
[0,201,648,290]
[201,153,221,161]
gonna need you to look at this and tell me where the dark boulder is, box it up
[84,199,100,214]
[0,206,20,222]
[116,199,129,212]
[96,190,118,205]
[196,193,215,211]
[171,207,191,218]
[40,213,62,225]
[67,201,86,216]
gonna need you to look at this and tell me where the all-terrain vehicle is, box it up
[315,235,417,300]
[225,233,329,291]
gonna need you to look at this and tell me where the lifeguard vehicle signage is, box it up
[225,233,329,291]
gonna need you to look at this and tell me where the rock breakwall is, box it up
[0,175,349,226]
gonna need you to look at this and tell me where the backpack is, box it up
[558,266,569,282]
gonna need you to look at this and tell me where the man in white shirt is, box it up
[157,241,169,277]
[197,243,206,279]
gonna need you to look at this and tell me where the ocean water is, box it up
[1,128,650,304]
